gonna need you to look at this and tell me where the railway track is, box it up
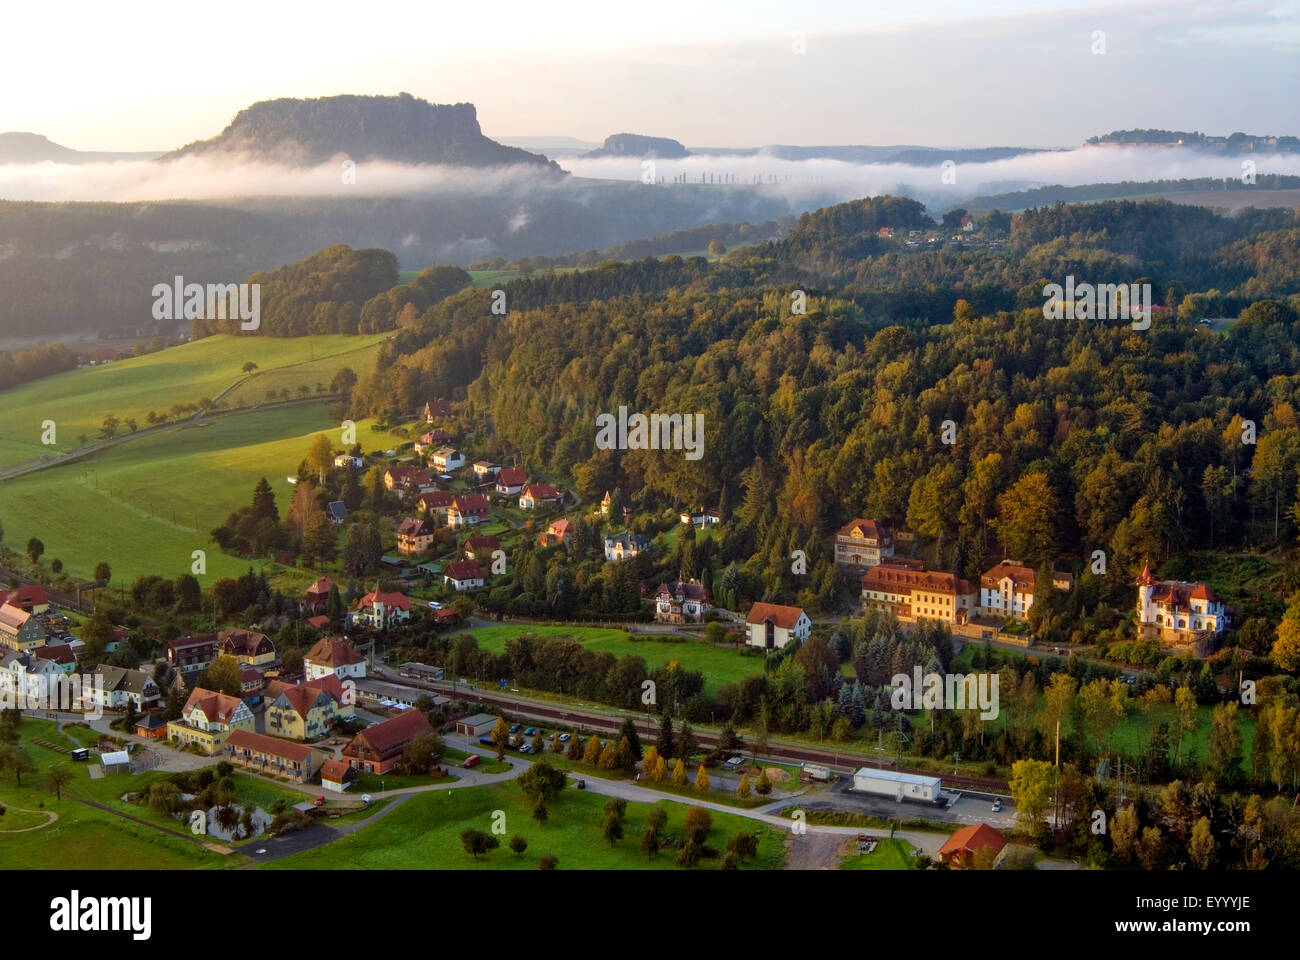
[377,669,1011,793]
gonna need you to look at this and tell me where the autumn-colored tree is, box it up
[993,472,1060,566]
[693,764,710,792]
[491,717,509,760]
[1188,816,1215,870]
[1008,758,1055,833]
[672,758,687,787]
[583,735,602,766]
[307,434,334,485]
[736,773,752,799]
[1273,617,1300,673]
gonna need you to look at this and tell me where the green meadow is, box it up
[0,720,226,870]
[0,401,399,584]
[263,779,785,870]
[465,624,763,697]
[0,333,386,470]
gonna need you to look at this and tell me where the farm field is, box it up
[0,333,387,470]
[464,624,764,697]
[0,401,377,584]
[262,779,785,870]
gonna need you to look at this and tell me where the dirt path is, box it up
[0,805,59,832]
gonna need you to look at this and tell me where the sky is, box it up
[3,0,1298,151]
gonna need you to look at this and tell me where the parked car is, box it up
[509,723,522,734]
[313,796,325,807]
[428,601,443,610]
[992,799,1003,812]
[463,755,480,768]
[576,779,586,790]
[523,727,536,736]
[519,744,533,754]
[558,733,571,742]
[362,794,372,803]
[479,736,494,745]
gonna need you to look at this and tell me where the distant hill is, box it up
[583,133,690,159]
[160,93,563,171]
[1085,129,1300,152]
[0,132,161,164]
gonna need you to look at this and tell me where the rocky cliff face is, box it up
[160,93,562,170]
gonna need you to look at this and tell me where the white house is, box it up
[350,592,411,631]
[604,532,650,562]
[1136,563,1226,655]
[431,447,466,471]
[744,603,812,650]
[86,664,162,711]
[304,637,368,681]
[444,560,485,591]
[334,454,364,469]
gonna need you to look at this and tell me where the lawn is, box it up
[0,333,387,470]
[0,720,226,869]
[465,625,763,697]
[263,780,786,870]
[840,837,916,870]
[0,402,396,584]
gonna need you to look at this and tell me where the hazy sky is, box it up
[4,0,1298,150]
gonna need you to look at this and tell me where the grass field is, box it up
[263,779,786,870]
[465,625,764,697]
[0,334,387,470]
[840,837,916,870]
[0,720,226,869]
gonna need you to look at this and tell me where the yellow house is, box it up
[166,687,255,754]
[263,676,352,741]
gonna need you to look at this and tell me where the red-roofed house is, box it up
[416,489,455,518]
[305,614,330,629]
[353,591,412,630]
[322,758,359,792]
[448,494,489,528]
[538,518,572,548]
[863,562,978,626]
[938,823,1006,868]
[0,585,49,615]
[225,729,324,783]
[0,603,44,653]
[744,603,811,650]
[305,576,333,613]
[1137,563,1226,656]
[444,560,485,591]
[343,709,433,774]
[519,483,561,510]
[654,579,712,624]
[168,686,255,753]
[834,518,894,572]
[305,637,368,681]
[421,399,452,422]
[463,534,501,560]
[495,467,527,495]
[384,466,435,494]
[397,517,438,554]
[979,560,1074,621]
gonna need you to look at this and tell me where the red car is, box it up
[463,755,480,768]
[313,796,325,806]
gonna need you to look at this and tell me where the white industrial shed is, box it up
[852,767,943,803]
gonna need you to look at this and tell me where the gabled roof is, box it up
[321,758,357,783]
[864,565,976,596]
[496,467,527,486]
[416,490,455,510]
[357,591,411,612]
[307,577,333,596]
[218,627,275,658]
[95,664,158,695]
[272,684,334,720]
[183,686,244,724]
[348,709,432,759]
[522,483,559,500]
[938,823,1006,859]
[980,560,1036,588]
[836,518,891,542]
[227,728,313,763]
[656,580,711,603]
[167,633,217,654]
[398,517,437,537]
[0,585,47,609]
[306,637,367,667]
[444,560,484,581]
[40,644,76,665]
[464,535,501,553]
[745,602,806,628]
[0,603,31,630]
[452,493,489,512]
